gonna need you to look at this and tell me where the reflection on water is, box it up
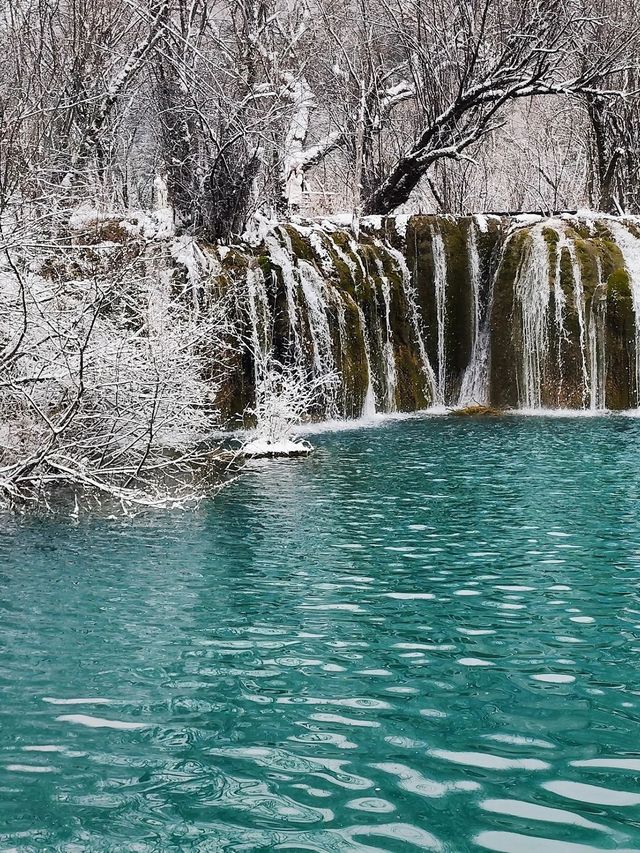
[1,415,640,850]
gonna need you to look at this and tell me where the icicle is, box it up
[514,225,551,409]
[458,221,488,405]
[431,226,448,405]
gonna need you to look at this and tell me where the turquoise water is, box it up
[2,415,640,852]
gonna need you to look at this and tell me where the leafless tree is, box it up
[358,0,638,214]
[581,0,640,213]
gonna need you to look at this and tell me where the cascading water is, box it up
[297,259,336,377]
[385,244,438,404]
[458,221,488,405]
[513,224,551,409]
[374,257,398,412]
[236,214,640,422]
[562,237,591,408]
[431,226,448,405]
[357,305,377,417]
[588,259,607,411]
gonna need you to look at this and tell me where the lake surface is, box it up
[2,414,640,851]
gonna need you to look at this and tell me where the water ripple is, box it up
[1,415,640,849]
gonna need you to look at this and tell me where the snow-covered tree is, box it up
[0,217,234,509]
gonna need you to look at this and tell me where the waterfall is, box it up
[431,226,448,405]
[225,215,640,424]
[588,259,607,411]
[246,266,270,386]
[385,245,438,403]
[458,221,488,405]
[375,258,398,412]
[514,225,551,409]
[357,305,377,417]
[563,238,590,407]
[602,221,640,407]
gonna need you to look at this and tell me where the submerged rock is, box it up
[240,437,314,459]
[451,404,502,417]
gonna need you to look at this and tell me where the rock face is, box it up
[214,213,640,421]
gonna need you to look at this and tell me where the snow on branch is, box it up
[0,228,235,512]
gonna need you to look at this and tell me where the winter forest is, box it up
[1,0,640,509]
[3,0,639,225]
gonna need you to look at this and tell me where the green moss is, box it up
[571,221,595,242]
[591,226,636,409]
[606,268,631,302]
[393,345,431,410]
[558,245,575,298]
[329,231,365,288]
[282,225,315,262]
[542,227,559,293]
[574,238,601,301]
[598,237,626,278]
[256,253,271,276]
[339,293,371,417]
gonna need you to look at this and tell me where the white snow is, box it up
[394,214,411,239]
[241,436,313,457]
[473,213,489,233]
[68,204,174,240]
[511,213,543,231]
